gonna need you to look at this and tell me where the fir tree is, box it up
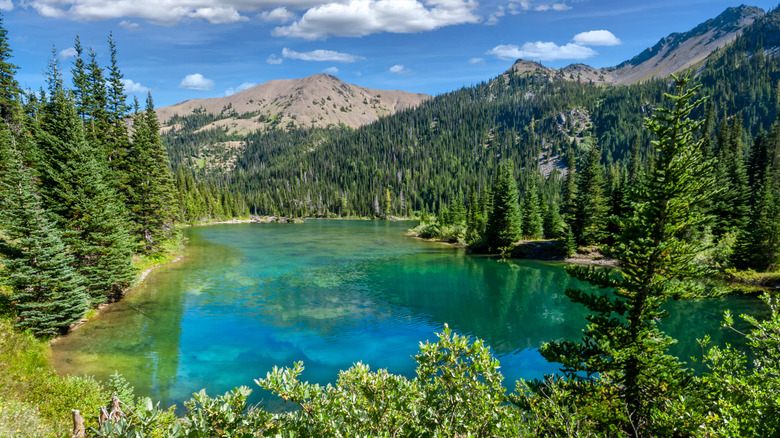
[571,137,608,245]
[0,13,21,125]
[33,90,136,301]
[0,124,88,336]
[127,93,178,253]
[465,184,484,244]
[711,116,751,235]
[542,199,565,239]
[484,162,522,252]
[541,78,715,435]
[521,176,543,239]
[732,173,780,271]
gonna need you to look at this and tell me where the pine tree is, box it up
[542,199,565,239]
[465,184,484,244]
[0,13,21,125]
[571,137,608,245]
[127,93,178,253]
[521,176,543,239]
[485,162,522,252]
[103,33,134,204]
[732,176,780,271]
[541,78,715,435]
[711,116,751,235]
[33,90,136,302]
[0,124,88,336]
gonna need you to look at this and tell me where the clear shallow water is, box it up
[51,220,765,410]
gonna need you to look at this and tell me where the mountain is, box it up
[504,5,765,85]
[168,5,780,221]
[607,4,765,84]
[156,73,430,134]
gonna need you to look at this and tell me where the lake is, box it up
[50,220,764,410]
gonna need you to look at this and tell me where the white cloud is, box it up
[59,47,77,59]
[260,7,295,23]
[508,1,570,14]
[224,81,257,96]
[179,73,214,91]
[486,41,596,61]
[572,30,621,46]
[388,64,409,74]
[23,0,330,25]
[281,48,364,62]
[322,66,339,74]
[486,5,504,25]
[119,20,139,29]
[122,78,150,94]
[273,0,480,40]
[266,54,283,65]
[0,0,13,11]
[534,3,570,11]
[468,57,484,64]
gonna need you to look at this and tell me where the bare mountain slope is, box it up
[504,5,765,85]
[156,74,430,134]
[607,5,765,84]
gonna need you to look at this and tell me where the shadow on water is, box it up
[50,220,767,412]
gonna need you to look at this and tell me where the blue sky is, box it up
[3,0,778,108]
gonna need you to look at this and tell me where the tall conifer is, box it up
[0,125,88,336]
[34,90,135,301]
[571,137,607,245]
[521,176,543,239]
[0,14,20,125]
[485,162,522,252]
[127,93,178,253]
[541,78,714,435]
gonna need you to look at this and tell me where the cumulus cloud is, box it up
[281,48,364,62]
[59,47,77,59]
[572,30,621,46]
[486,27,619,62]
[122,78,151,94]
[0,0,13,11]
[119,20,139,29]
[260,7,295,23]
[534,3,571,11]
[468,57,484,64]
[273,0,480,40]
[179,73,214,91]
[22,0,321,25]
[388,64,409,74]
[266,54,283,65]
[224,81,257,96]
[322,66,339,74]
[486,42,596,61]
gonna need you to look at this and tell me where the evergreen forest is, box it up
[1,5,780,438]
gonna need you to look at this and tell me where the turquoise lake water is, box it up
[50,220,765,410]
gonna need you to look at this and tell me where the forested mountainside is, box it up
[167,5,780,222]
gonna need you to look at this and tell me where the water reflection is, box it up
[50,221,766,410]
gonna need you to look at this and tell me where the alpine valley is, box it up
[164,4,779,222]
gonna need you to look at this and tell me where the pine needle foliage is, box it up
[540,77,715,436]
[484,161,522,252]
[0,125,88,336]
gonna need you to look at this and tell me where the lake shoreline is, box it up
[53,243,186,342]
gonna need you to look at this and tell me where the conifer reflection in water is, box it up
[51,221,762,411]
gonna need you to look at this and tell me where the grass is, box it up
[0,234,188,436]
[724,268,780,289]
[0,318,109,436]
[132,234,186,277]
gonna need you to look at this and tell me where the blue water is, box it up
[50,220,765,410]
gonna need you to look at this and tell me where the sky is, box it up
[2,0,778,108]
